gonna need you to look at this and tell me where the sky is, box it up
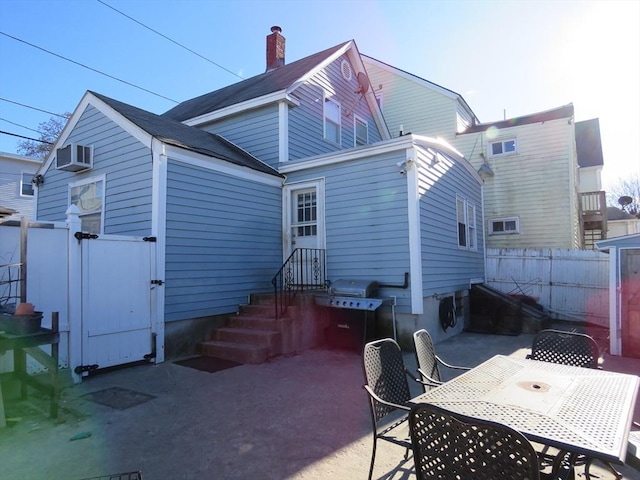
[0,0,638,191]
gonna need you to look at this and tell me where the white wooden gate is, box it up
[79,235,155,371]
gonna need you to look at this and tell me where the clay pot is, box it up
[15,302,35,315]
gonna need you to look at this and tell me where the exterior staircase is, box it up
[198,292,325,364]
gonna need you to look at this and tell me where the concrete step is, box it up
[238,303,275,316]
[248,292,276,306]
[228,314,280,330]
[213,327,282,356]
[200,340,269,365]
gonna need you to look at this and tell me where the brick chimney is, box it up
[266,26,285,72]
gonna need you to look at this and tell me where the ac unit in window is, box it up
[56,143,93,172]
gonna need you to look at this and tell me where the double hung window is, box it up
[456,196,477,250]
[324,97,341,145]
[70,176,104,234]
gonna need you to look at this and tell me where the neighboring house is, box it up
[607,207,640,238]
[0,152,42,221]
[30,28,484,371]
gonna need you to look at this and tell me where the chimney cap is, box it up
[271,26,282,34]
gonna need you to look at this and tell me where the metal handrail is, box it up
[271,248,326,319]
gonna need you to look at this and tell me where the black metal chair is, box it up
[413,329,470,392]
[409,402,541,480]
[527,329,600,368]
[527,329,624,479]
[362,338,414,480]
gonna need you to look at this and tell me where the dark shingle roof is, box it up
[460,104,574,134]
[90,92,281,177]
[162,42,349,122]
[575,118,604,168]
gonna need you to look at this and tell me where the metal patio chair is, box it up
[362,338,414,480]
[527,329,600,368]
[412,329,470,392]
[527,329,623,479]
[409,402,541,480]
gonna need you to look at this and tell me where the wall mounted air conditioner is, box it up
[56,143,93,172]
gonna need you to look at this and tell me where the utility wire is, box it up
[0,97,67,118]
[0,130,53,144]
[97,0,243,80]
[0,117,41,134]
[0,31,179,103]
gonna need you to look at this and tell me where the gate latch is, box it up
[151,279,164,286]
[74,232,99,241]
[74,364,99,374]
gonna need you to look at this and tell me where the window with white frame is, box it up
[456,195,477,250]
[354,115,368,146]
[324,97,341,145]
[489,217,520,235]
[20,172,34,196]
[70,176,104,234]
[489,138,517,157]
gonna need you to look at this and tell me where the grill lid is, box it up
[328,279,378,298]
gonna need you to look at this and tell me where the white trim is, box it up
[183,91,300,127]
[0,151,42,164]
[609,246,620,355]
[405,147,423,314]
[279,100,289,162]
[162,145,283,187]
[151,139,166,363]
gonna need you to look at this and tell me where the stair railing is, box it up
[271,248,326,319]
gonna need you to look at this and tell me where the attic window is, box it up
[340,59,352,81]
[324,97,341,145]
[489,138,517,157]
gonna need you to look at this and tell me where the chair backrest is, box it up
[363,338,411,422]
[413,329,441,384]
[530,329,600,368]
[409,403,540,480]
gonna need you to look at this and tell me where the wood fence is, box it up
[485,248,609,326]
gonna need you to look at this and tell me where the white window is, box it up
[354,115,368,146]
[70,176,104,234]
[324,97,341,145]
[489,138,517,157]
[20,172,34,196]
[489,217,520,235]
[456,195,477,250]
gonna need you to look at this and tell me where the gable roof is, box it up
[575,118,604,168]
[162,42,349,123]
[460,104,574,134]
[361,54,479,124]
[83,92,281,177]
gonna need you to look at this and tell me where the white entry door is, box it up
[81,236,155,370]
[284,181,325,287]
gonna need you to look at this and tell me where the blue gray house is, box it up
[33,28,484,369]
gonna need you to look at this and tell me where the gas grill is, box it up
[315,279,397,346]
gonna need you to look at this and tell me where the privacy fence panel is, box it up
[486,248,609,326]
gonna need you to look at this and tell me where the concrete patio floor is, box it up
[1,330,639,480]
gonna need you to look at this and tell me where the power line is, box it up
[0,130,53,144]
[0,31,179,104]
[0,117,40,134]
[96,0,243,80]
[0,97,67,118]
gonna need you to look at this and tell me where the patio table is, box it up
[410,354,639,466]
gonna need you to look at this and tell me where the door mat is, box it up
[174,356,241,373]
[83,387,156,410]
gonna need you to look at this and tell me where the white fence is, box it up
[485,248,609,326]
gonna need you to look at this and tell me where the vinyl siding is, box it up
[364,59,458,142]
[416,148,484,295]
[285,150,410,281]
[36,105,153,236]
[288,54,383,161]
[164,160,282,321]
[454,118,579,248]
[0,155,40,220]
[199,105,280,168]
